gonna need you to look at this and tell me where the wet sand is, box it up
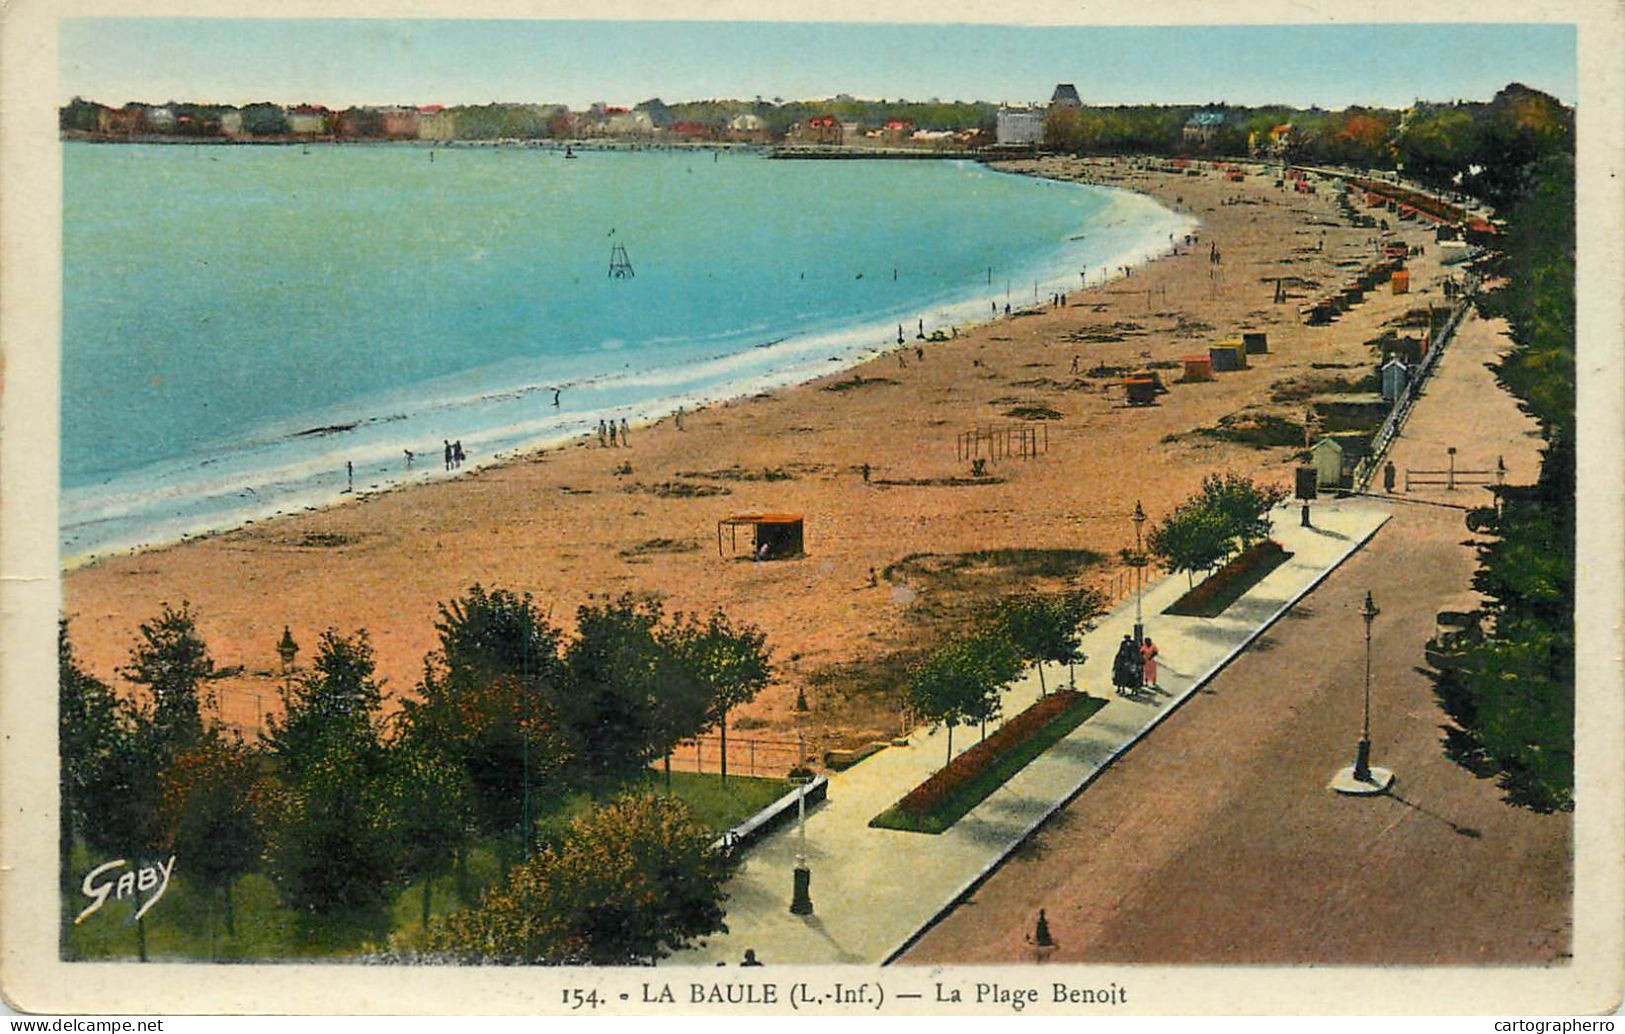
[61,155,1452,756]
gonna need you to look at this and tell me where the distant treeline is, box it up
[60,83,1572,207]
[1044,83,1571,211]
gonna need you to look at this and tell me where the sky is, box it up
[59,20,1578,112]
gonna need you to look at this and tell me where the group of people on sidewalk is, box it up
[1111,633,1159,696]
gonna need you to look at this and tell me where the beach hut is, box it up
[1311,434,1372,489]
[1181,354,1214,381]
[1209,341,1247,372]
[1242,332,1269,354]
[1122,377,1158,406]
[1381,357,1411,402]
[717,512,804,560]
[1392,269,1411,294]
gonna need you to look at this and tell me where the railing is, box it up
[1357,292,1475,491]
[658,734,804,778]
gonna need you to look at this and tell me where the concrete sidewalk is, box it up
[664,499,1390,967]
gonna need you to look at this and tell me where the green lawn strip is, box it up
[637,770,791,831]
[1163,540,1293,618]
[870,694,1107,835]
[63,772,787,960]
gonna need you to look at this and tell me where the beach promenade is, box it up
[665,498,1390,967]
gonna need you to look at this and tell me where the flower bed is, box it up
[1164,539,1292,618]
[869,690,1105,835]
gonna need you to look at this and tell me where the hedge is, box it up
[870,690,1104,834]
[1164,539,1292,618]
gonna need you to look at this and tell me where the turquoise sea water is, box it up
[62,143,1191,559]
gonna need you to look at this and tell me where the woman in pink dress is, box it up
[1140,637,1159,690]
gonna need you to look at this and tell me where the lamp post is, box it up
[1131,501,1148,644]
[276,626,298,693]
[1331,591,1394,794]
[1354,591,1378,781]
[789,729,814,916]
[1493,455,1506,519]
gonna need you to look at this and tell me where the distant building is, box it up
[417,105,457,141]
[996,106,1044,146]
[143,106,176,133]
[790,115,842,145]
[286,104,330,136]
[379,107,420,140]
[604,109,655,137]
[881,118,913,144]
[1256,122,1299,158]
[1183,109,1227,147]
[726,112,767,141]
[1050,83,1083,110]
[219,109,244,138]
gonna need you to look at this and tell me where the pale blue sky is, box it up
[61,20,1577,111]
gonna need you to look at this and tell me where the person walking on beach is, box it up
[609,421,618,447]
[861,462,870,484]
[346,461,353,493]
[404,449,414,468]
[452,441,465,468]
[917,318,925,340]
[553,388,561,407]
[444,440,453,470]
[598,420,608,447]
[620,417,629,445]
[676,405,685,430]
[1383,460,1397,493]
[1071,354,1081,375]
[1140,637,1160,691]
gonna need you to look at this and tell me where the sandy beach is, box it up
[61,155,1452,757]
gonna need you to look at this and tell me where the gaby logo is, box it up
[76,856,176,924]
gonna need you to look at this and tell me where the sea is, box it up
[61,143,1194,561]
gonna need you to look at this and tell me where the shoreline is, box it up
[61,160,1192,568]
[61,155,1452,749]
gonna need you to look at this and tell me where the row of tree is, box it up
[1040,84,1572,212]
[60,586,771,961]
[1433,148,1575,811]
[907,589,1105,764]
[1145,474,1289,588]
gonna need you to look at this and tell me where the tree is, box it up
[61,622,168,959]
[402,585,573,861]
[157,733,267,939]
[1198,472,1288,548]
[1146,502,1234,588]
[432,793,732,964]
[262,630,399,938]
[120,601,216,751]
[909,634,1022,764]
[561,594,669,783]
[999,590,1107,694]
[1434,151,1574,811]
[385,737,474,931]
[664,610,772,783]
[265,629,383,779]
[59,621,125,891]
